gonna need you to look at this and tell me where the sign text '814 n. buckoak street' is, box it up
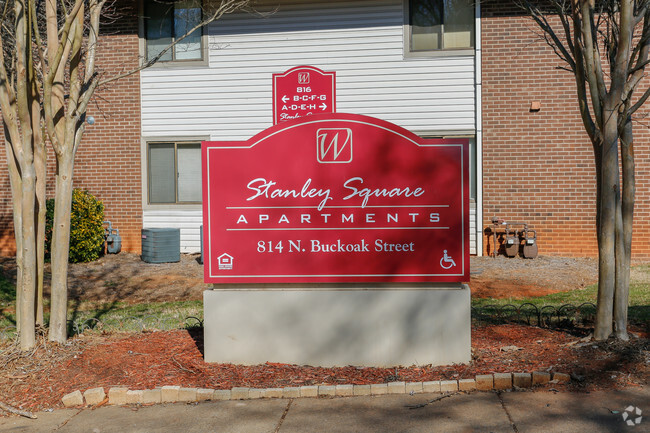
[202,113,469,283]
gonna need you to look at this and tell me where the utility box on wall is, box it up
[141,228,180,263]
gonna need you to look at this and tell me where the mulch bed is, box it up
[0,323,647,413]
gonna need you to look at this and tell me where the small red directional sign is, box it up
[273,66,335,125]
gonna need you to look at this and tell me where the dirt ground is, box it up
[469,255,598,298]
[0,252,600,304]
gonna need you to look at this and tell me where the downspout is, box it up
[475,0,484,256]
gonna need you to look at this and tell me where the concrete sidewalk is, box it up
[1,387,646,432]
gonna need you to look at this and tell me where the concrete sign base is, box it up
[203,285,471,367]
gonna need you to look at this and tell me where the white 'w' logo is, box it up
[317,128,352,163]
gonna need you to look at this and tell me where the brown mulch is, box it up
[0,324,647,413]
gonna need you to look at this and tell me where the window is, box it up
[407,0,474,53]
[144,0,203,62]
[148,142,202,204]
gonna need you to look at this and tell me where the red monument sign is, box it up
[272,66,335,124]
[202,113,469,283]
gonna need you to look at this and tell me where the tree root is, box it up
[0,401,37,419]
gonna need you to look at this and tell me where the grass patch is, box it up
[0,299,204,337]
[67,300,204,335]
[472,284,598,308]
[626,283,650,325]
[472,281,650,326]
[0,272,15,305]
[0,273,16,335]
[1,260,649,336]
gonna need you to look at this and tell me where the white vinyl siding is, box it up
[140,0,476,253]
[143,209,203,253]
[140,0,475,139]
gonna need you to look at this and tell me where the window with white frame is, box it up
[144,0,203,62]
[407,0,474,53]
[148,142,202,204]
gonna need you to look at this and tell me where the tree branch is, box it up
[556,0,577,58]
[43,0,84,155]
[65,3,84,130]
[628,85,650,114]
[98,0,251,87]
[579,0,607,126]
[622,9,650,113]
[44,0,83,85]
[521,1,576,72]
[635,0,650,25]
[0,5,20,149]
[84,0,107,83]
[611,0,636,101]
[14,0,33,173]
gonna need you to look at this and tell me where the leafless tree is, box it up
[0,0,251,350]
[520,0,650,340]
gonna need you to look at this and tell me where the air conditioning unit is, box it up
[141,228,180,263]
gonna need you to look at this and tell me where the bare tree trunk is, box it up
[614,117,634,340]
[35,152,45,327]
[3,0,249,346]
[594,114,619,341]
[15,0,37,351]
[32,97,45,328]
[47,1,85,344]
[48,155,75,343]
[3,126,23,332]
[18,169,36,350]
[614,169,626,339]
[44,0,66,334]
[591,141,602,237]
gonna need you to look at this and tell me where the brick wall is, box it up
[78,3,142,253]
[0,2,142,255]
[481,1,650,260]
[3,2,650,260]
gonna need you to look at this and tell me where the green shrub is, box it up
[45,189,105,263]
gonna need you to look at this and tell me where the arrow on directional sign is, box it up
[282,95,289,103]
[320,103,327,110]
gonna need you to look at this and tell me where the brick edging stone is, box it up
[61,372,571,407]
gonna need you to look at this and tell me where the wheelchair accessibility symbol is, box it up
[440,250,456,269]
